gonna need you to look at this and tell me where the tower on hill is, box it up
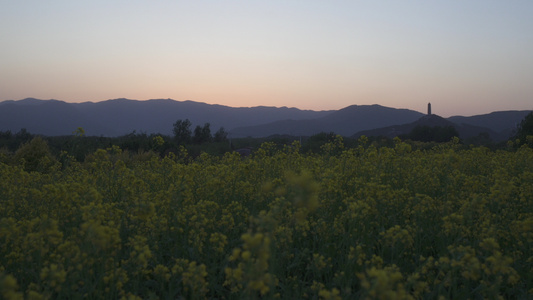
[428,103,432,115]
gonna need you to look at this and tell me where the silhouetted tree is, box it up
[214,127,228,143]
[193,123,212,144]
[0,130,12,140]
[15,128,32,141]
[173,119,192,145]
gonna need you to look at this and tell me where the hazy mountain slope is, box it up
[229,105,425,137]
[0,98,332,136]
[77,99,333,136]
[1,98,528,139]
[0,99,108,135]
[448,111,531,133]
[353,114,504,141]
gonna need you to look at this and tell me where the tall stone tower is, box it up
[428,103,432,115]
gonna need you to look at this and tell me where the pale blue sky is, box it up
[1,0,532,117]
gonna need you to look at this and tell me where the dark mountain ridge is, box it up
[0,98,530,140]
[229,105,425,137]
[448,111,530,132]
[0,98,332,136]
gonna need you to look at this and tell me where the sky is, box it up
[1,1,532,117]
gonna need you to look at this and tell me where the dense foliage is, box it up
[1,136,532,299]
[401,125,460,143]
[514,112,533,146]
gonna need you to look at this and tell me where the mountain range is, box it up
[0,98,530,142]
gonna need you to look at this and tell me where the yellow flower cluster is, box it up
[0,139,532,298]
[225,232,276,297]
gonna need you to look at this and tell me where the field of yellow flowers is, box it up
[1,137,532,299]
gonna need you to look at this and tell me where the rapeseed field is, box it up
[1,137,532,299]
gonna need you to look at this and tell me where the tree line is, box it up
[173,119,228,145]
[1,112,532,171]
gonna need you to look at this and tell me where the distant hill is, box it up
[0,98,529,139]
[448,111,530,132]
[0,98,331,136]
[447,111,531,141]
[353,113,528,142]
[0,99,108,136]
[229,105,425,137]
